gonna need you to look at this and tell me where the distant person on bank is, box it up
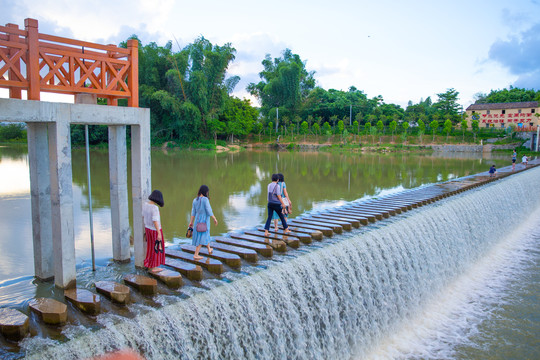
[264,173,291,237]
[189,185,218,260]
[272,173,292,231]
[522,155,528,167]
[489,165,497,177]
[512,150,517,171]
[142,190,166,272]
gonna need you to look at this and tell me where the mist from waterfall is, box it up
[22,168,540,360]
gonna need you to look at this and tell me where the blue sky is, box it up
[1,0,539,108]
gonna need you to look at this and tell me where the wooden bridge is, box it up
[1,162,537,343]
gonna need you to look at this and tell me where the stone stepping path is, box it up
[5,162,537,341]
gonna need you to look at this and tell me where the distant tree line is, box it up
[67,36,540,147]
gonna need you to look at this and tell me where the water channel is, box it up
[0,145,537,359]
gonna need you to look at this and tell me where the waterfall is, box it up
[22,168,540,360]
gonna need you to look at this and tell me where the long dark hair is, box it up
[198,185,209,198]
[148,190,164,207]
[277,173,285,182]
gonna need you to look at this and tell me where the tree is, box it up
[322,121,331,135]
[430,120,439,142]
[402,121,409,144]
[389,120,397,142]
[418,119,425,144]
[376,120,384,144]
[337,120,345,137]
[434,88,461,120]
[443,119,452,142]
[312,122,320,136]
[471,119,479,142]
[364,122,371,144]
[247,49,316,118]
[460,115,468,142]
[300,121,309,141]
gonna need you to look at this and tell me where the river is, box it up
[0,144,537,359]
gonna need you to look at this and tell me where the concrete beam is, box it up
[48,113,76,289]
[27,123,53,280]
[109,125,130,262]
[131,113,151,268]
[0,98,147,125]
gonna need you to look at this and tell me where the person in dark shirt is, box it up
[489,165,497,177]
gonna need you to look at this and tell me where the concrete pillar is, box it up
[108,125,130,262]
[131,110,151,267]
[27,123,53,280]
[48,110,76,289]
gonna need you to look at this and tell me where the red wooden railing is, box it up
[0,18,138,106]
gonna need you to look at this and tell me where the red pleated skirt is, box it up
[144,227,165,268]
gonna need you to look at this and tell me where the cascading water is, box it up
[21,168,540,360]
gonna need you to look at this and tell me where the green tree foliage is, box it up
[218,97,258,141]
[0,123,26,141]
[312,122,320,135]
[430,120,439,141]
[474,86,540,104]
[389,120,397,142]
[443,119,452,141]
[247,49,315,119]
[434,88,461,123]
[135,36,238,144]
[322,121,331,135]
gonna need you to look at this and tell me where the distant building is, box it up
[465,101,539,130]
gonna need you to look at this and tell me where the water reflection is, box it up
[0,145,508,285]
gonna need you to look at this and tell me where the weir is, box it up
[16,165,540,359]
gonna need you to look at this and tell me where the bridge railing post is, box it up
[24,18,39,101]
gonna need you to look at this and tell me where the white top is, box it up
[142,201,161,230]
[522,155,528,162]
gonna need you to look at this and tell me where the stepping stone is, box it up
[313,214,361,227]
[181,245,242,268]
[344,208,386,219]
[339,209,381,221]
[229,233,287,252]
[164,258,204,281]
[325,211,370,225]
[29,298,67,325]
[166,249,224,274]
[209,242,258,262]
[95,281,131,304]
[291,219,342,234]
[256,227,312,244]
[303,216,353,230]
[350,206,391,217]
[286,221,334,236]
[277,225,324,240]
[123,274,158,295]
[0,308,29,340]
[244,231,300,249]
[148,269,183,288]
[214,237,273,258]
[64,288,101,315]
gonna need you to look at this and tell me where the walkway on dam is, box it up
[1,160,539,344]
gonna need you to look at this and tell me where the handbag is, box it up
[186,226,193,238]
[196,222,207,232]
[195,197,208,232]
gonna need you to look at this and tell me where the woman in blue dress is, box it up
[189,185,218,260]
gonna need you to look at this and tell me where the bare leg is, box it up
[207,244,213,254]
[194,245,203,260]
[273,219,278,231]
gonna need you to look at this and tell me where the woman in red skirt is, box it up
[142,190,165,272]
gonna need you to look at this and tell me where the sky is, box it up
[1,0,539,109]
